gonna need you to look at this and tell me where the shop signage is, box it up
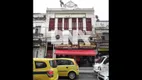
[98,48,109,51]
[98,42,109,48]
[55,43,96,49]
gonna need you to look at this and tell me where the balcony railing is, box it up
[33,16,46,21]
[33,43,40,48]
[95,27,109,30]
[33,33,43,37]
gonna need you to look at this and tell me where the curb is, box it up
[79,71,94,74]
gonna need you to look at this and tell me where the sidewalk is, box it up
[79,67,94,74]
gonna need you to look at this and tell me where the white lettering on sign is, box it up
[50,30,91,45]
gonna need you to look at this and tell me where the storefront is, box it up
[54,41,97,67]
[98,48,109,56]
[97,42,109,56]
[55,50,96,67]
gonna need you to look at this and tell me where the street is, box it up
[58,73,97,80]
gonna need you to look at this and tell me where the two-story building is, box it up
[95,21,109,56]
[33,13,47,58]
[33,0,98,67]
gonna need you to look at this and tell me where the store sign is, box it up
[55,42,96,49]
[98,48,109,51]
[99,46,109,48]
[51,30,91,45]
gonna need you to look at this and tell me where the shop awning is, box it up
[55,50,96,56]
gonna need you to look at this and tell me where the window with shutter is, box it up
[58,18,62,31]
[64,18,69,30]
[78,18,83,31]
[72,18,76,30]
[86,18,92,31]
[49,18,55,31]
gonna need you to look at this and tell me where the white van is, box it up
[93,55,109,74]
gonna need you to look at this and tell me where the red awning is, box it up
[55,50,96,56]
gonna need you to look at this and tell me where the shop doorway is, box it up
[79,56,94,67]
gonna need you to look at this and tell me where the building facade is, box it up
[95,21,109,56]
[33,13,47,58]
[33,1,98,67]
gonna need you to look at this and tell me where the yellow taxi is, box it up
[55,58,79,79]
[33,58,59,80]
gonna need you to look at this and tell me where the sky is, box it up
[33,0,108,20]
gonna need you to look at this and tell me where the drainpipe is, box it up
[45,27,48,58]
[52,44,56,58]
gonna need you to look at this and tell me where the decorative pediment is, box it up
[64,0,78,9]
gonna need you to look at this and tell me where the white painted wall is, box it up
[86,13,95,27]
[33,22,46,37]
[33,48,38,58]
[33,47,45,58]
[48,13,55,18]
[55,13,86,18]
[33,13,45,17]
[95,22,109,27]
[38,47,45,58]
[96,30,109,33]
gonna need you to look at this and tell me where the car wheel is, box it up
[68,72,76,80]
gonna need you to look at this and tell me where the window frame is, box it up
[35,61,47,69]
[49,18,55,31]
[64,18,69,30]
[58,18,62,30]
[56,60,74,65]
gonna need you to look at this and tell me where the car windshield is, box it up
[96,57,105,63]
[49,60,57,68]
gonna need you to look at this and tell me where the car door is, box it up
[33,61,36,80]
[56,60,69,76]
[67,60,76,72]
[33,61,49,80]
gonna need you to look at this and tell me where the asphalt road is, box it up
[58,73,97,80]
